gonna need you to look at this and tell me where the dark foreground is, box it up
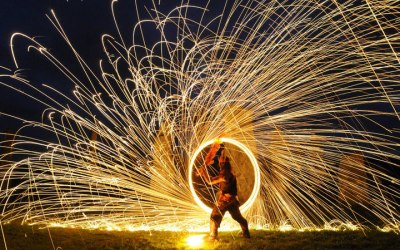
[1,224,399,250]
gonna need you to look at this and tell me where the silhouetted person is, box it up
[198,146,250,241]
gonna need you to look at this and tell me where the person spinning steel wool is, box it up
[197,140,250,241]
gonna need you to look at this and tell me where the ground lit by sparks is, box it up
[41,219,376,234]
[186,234,207,248]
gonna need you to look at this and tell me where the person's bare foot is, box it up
[204,235,218,242]
[239,230,251,238]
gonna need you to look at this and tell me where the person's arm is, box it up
[199,168,225,185]
[204,142,221,166]
[203,174,225,185]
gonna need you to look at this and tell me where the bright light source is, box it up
[186,234,206,248]
[189,137,261,213]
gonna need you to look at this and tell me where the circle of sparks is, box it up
[188,137,261,214]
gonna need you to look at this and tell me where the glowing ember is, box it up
[186,234,206,248]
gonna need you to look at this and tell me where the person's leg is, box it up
[228,203,250,238]
[209,219,218,240]
[209,205,226,240]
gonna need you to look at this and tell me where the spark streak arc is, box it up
[0,0,400,232]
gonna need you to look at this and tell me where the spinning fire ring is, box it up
[189,137,261,213]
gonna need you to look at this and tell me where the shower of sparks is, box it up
[0,0,400,232]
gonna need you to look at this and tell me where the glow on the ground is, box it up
[377,225,400,233]
[186,234,206,248]
[278,223,294,232]
[46,219,371,232]
[188,137,261,214]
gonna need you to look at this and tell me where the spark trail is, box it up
[1,0,400,232]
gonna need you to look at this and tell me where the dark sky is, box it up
[0,0,208,131]
[0,1,399,146]
[0,0,232,131]
[0,1,110,129]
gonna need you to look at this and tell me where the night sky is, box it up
[1,2,178,132]
[0,1,399,148]
[0,0,220,131]
[1,1,112,131]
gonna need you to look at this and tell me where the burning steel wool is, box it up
[0,0,400,233]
